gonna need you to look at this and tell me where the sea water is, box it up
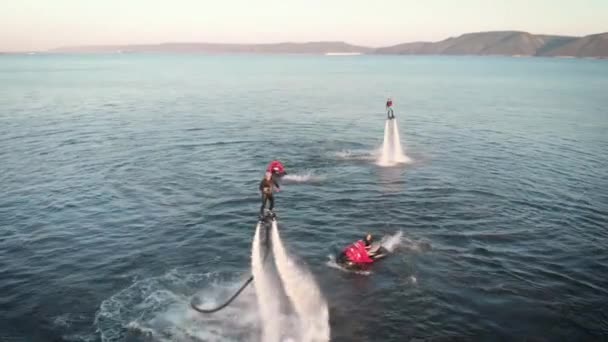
[1,54,607,341]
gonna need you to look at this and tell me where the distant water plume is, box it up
[378,119,410,166]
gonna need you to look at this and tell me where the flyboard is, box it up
[190,210,275,313]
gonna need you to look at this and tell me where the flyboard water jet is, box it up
[191,211,329,341]
[378,99,410,166]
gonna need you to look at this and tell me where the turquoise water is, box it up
[1,54,607,341]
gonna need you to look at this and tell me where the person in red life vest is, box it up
[386,97,395,120]
[338,233,385,266]
[343,233,381,264]
[343,238,374,264]
[363,233,383,257]
[259,171,280,220]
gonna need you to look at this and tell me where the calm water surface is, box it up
[1,54,607,341]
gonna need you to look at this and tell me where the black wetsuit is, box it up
[259,177,279,216]
[387,107,395,120]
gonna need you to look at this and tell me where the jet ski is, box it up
[336,238,389,270]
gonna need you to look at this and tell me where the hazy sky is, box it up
[1,0,607,51]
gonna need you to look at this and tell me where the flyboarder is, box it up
[386,97,395,120]
[259,171,279,220]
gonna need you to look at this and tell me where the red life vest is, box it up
[343,240,373,264]
[387,100,393,107]
[266,160,285,174]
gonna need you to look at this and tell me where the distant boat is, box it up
[325,52,362,56]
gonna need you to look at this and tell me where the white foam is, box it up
[95,271,261,342]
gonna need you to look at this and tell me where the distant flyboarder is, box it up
[386,97,395,120]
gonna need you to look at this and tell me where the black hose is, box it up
[190,219,273,313]
[190,275,254,313]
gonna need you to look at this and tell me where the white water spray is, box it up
[270,220,330,342]
[251,223,281,342]
[380,230,403,252]
[283,172,325,183]
[378,119,410,166]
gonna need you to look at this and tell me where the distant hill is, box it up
[376,31,548,55]
[46,31,608,58]
[50,41,372,54]
[540,32,608,57]
[375,31,607,58]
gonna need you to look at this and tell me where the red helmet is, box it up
[268,161,285,174]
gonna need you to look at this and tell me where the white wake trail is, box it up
[282,172,325,183]
[251,223,281,342]
[270,220,330,342]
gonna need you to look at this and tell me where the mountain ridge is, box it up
[46,31,608,58]
[375,31,608,57]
